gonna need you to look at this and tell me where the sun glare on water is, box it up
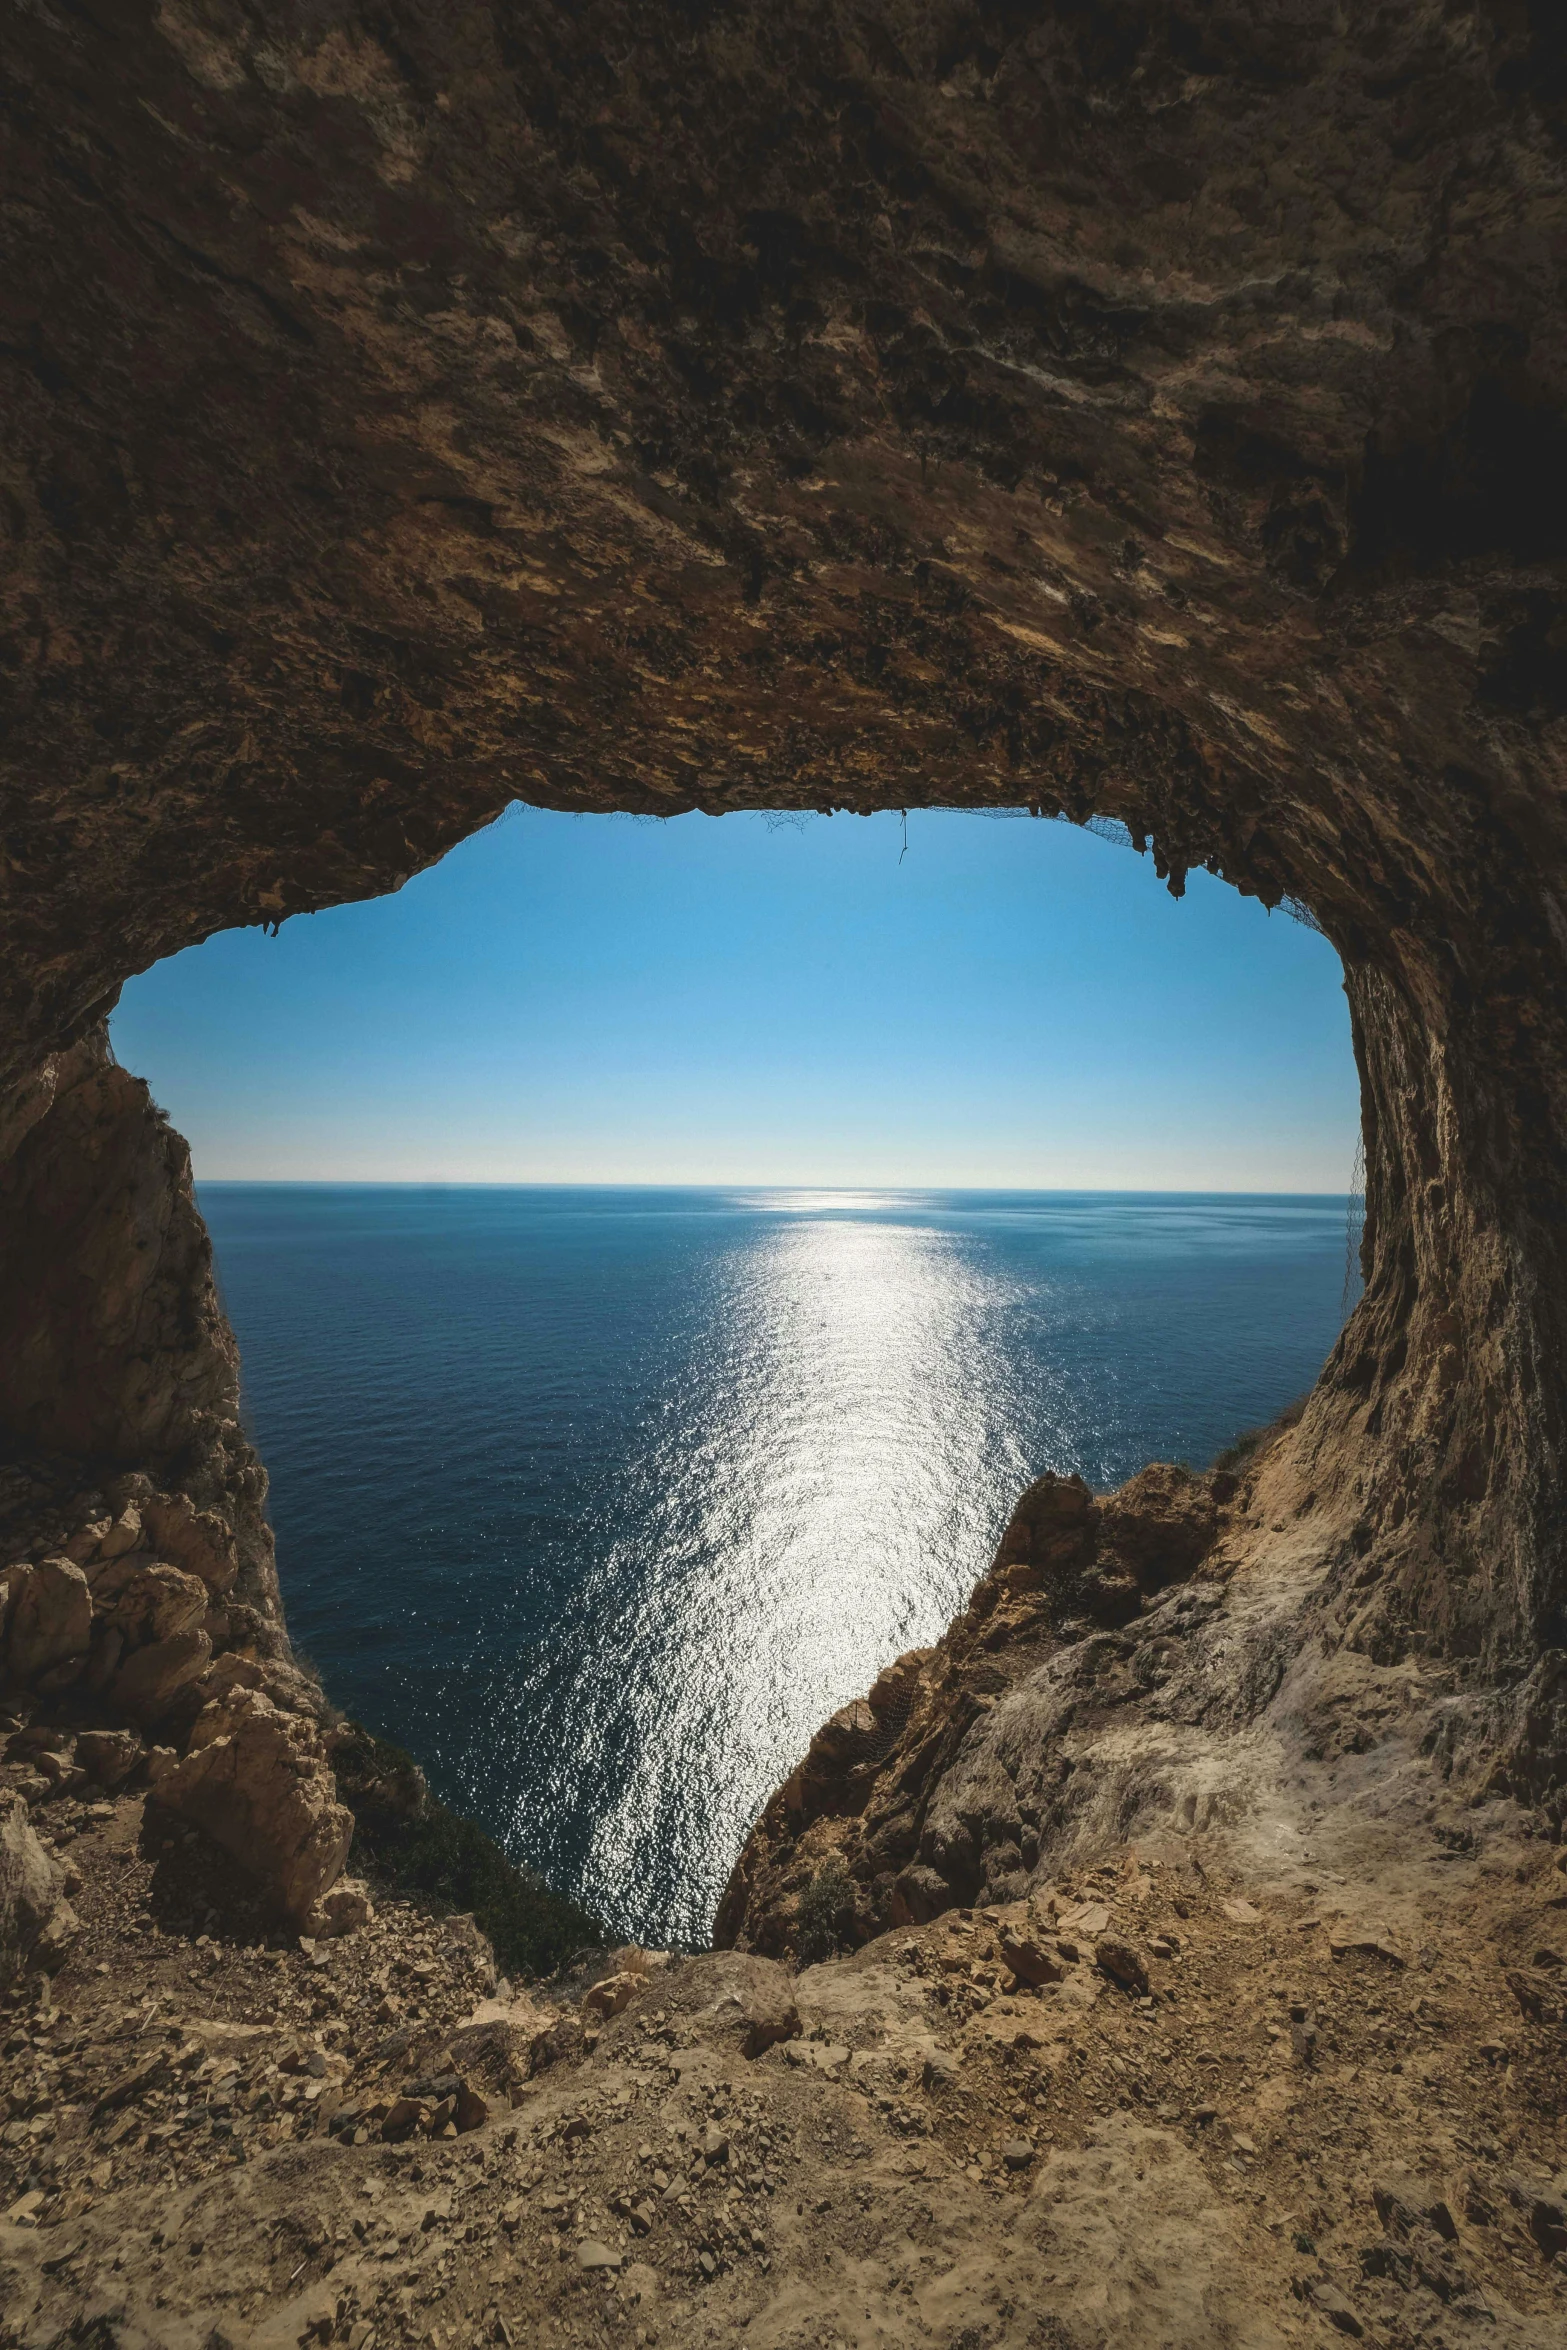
[508,1208,1043,1941]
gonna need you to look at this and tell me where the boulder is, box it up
[304,1875,374,1938]
[152,1684,352,1923]
[75,1727,144,1788]
[95,1559,208,1644]
[582,1970,641,2022]
[0,1791,79,1980]
[998,1918,1066,1987]
[96,1504,144,1561]
[3,1556,92,1684]
[657,1951,801,2059]
[1095,1936,1152,1996]
[112,1625,212,1724]
[139,1491,239,1595]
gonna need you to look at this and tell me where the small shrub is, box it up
[1212,1392,1310,1475]
[332,1720,607,1981]
[795,1857,857,1964]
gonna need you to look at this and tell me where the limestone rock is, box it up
[3,1556,91,1684]
[95,1504,143,1562]
[111,1625,212,1725]
[0,1791,79,1981]
[75,1727,143,1787]
[139,1490,239,1595]
[94,1558,209,1644]
[304,1875,374,1939]
[582,1970,641,2023]
[152,1685,352,1924]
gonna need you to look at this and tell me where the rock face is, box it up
[0,1791,78,1982]
[717,1461,1248,1951]
[2,2,1566,1689]
[717,1431,1567,1956]
[152,1685,355,1928]
[0,1030,279,1620]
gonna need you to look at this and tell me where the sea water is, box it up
[199,1185,1352,1944]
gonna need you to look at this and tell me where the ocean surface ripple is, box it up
[200,1185,1350,1944]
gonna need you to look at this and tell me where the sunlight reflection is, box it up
[529,1213,1045,1939]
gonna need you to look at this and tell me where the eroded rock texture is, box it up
[0,1028,279,1618]
[4,3,1567,1682]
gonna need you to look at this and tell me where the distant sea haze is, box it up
[201,1184,1354,1946]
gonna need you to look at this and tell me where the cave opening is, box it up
[6,6,1567,2323]
[98,802,1360,1941]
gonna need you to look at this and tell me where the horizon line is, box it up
[192,1176,1357,1198]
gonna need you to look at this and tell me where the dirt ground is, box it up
[3,1752,1565,2350]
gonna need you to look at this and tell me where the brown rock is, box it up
[3,1556,92,1684]
[1329,1931,1406,1967]
[998,1920,1066,1987]
[0,1791,79,1981]
[139,1492,239,1594]
[75,1727,143,1788]
[1095,1937,1152,1996]
[95,1559,208,1644]
[661,1951,801,2060]
[95,1505,143,1562]
[582,1969,640,2022]
[380,2094,425,2143]
[1306,2279,1364,2337]
[152,1685,352,1924]
[303,1875,374,1938]
[454,2078,489,2133]
[111,1625,212,1725]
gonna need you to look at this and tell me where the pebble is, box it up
[575,2240,622,2272]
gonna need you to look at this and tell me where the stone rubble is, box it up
[0,1765,1563,2350]
[1,1454,350,1929]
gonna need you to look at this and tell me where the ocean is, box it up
[199,1185,1353,1946]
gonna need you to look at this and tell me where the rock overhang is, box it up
[1,4,1565,1666]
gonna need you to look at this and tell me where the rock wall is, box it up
[1,3,1566,1875]
[0,1025,277,1617]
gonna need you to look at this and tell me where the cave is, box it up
[3,4,1566,2340]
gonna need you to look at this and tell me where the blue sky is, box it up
[111,806,1359,1189]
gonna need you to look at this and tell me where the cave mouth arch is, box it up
[96,800,1361,1942]
[3,0,1566,1865]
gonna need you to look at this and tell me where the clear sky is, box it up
[110,806,1360,1190]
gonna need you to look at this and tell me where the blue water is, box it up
[198,1186,1351,1945]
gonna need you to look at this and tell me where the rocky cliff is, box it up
[5,0,1567,1679]
[3,4,1567,2343]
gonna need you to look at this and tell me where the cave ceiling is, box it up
[3,1,1566,1096]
